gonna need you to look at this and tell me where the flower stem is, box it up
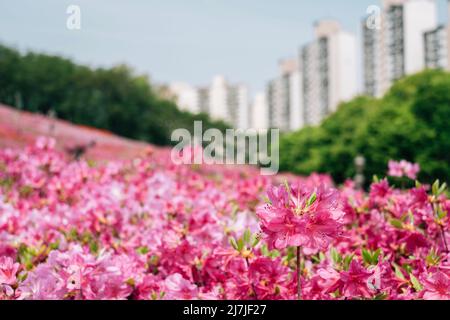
[296,246,302,300]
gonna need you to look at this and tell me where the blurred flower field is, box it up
[0,137,449,300]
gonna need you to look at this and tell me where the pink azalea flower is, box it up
[35,136,56,150]
[19,264,66,300]
[422,271,450,300]
[163,273,199,300]
[307,267,340,299]
[388,160,403,178]
[0,256,20,286]
[249,257,293,300]
[134,274,162,300]
[402,161,420,180]
[256,184,344,251]
[388,160,420,180]
[401,232,429,253]
[369,179,391,207]
[327,260,373,299]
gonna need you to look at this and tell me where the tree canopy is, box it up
[279,70,450,185]
[0,44,229,146]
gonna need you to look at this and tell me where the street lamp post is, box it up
[354,155,365,190]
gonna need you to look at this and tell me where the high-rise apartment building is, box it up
[279,59,303,131]
[207,75,250,128]
[363,0,438,97]
[424,25,449,70]
[197,87,210,114]
[265,58,303,131]
[363,18,382,97]
[250,93,268,130]
[209,75,229,122]
[266,78,281,130]
[168,82,200,114]
[169,75,249,129]
[289,70,303,131]
[301,20,358,126]
[227,84,249,129]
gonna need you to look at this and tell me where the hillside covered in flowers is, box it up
[0,137,449,300]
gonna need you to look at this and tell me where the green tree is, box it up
[279,70,450,185]
[0,44,229,146]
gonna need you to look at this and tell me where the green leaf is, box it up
[393,263,406,280]
[251,235,260,248]
[89,241,99,254]
[415,180,422,188]
[331,247,341,264]
[283,180,291,195]
[307,192,317,206]
[18,272,28,282]
[343,254,354,270]
[372,248,381,264]
[426,248,440,266]
[262,195,272,205]
[18,244,37,271]
[410,274,423,292]
[243,229,251,244]
[231,204,239,216]
[319,252,326,261]
[373,175,379,183]
[362,249,372,265]
[237,238,244,251]
[438,182,447,195]
[331,289,341,299]
[269,249,281,258]
[373,292,388,300]
[49,241,60,250]
[390,219,403,229]
[229,237,238,250]
[402,263,413,274]
[136,246,149,255]
[437,205,448,219]
[432,180,440,196]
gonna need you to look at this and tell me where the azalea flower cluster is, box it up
[0,137,449,300]
[388,160,420,180]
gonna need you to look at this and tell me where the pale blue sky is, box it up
[0,0,448,93]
